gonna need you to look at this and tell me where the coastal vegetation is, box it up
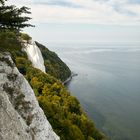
[0,1,106,140]
[36,42,71,82]
[0,31,106,139]
[14,48,106,140]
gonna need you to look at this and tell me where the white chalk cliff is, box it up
[24,40,46,73]
[0,53,60,140]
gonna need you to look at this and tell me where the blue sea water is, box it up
[47,42,140,140]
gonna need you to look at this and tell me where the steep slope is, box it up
[24,41,46,73]
[0,31,106,140]
[36,42,71,82]
[13,45,106,140]
[0,53,59,140]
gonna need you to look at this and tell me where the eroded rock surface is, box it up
[24,41,46,73]
[0,53,59,140]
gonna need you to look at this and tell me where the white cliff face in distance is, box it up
[24,40,46,73]
[0,53,60,140]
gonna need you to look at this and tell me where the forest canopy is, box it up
[11,45,106,140]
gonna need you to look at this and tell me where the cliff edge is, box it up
[0,53,59,140]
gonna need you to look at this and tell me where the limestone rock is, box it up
[0,53,59,140]
[23,40,46,73]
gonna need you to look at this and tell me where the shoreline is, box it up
[62,72,78,85]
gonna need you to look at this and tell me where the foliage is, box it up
[0,30,106,140]
[20,33,32,42]
[14,57,31,75]
[0,1,105,139]
[0,1,33,55]
[12,49,105,140]
[0,0,34,31]
[0,0,7,5]
[36,42,71,82]
[0,30,22,52]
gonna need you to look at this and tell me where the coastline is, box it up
[63,72,78,85]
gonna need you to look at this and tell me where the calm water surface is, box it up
[47,43,140,140]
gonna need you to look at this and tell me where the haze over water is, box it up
[47,42,140,140]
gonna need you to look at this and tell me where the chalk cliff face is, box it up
[24,41,46,73]
[0,53,59,140]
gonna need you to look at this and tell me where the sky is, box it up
[7,0,140,44]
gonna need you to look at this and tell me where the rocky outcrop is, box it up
[23,41,46,73]
[0,53,59,140]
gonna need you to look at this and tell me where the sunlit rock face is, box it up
[0,53,60,140]
[24,41,46,73]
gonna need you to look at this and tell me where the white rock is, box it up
[24,40,46,73]
[0,53,60,140]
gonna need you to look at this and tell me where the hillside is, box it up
[36,41,71,82]
[0,53,59,140]
[0,31,106,140]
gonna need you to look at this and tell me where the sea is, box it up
[47,42,140,140]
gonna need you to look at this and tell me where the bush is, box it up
[7,40,106,140]
[0,31,22,52]
[20,33,31,42]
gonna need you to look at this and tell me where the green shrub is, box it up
[0,31,21,52]
[36,42,71,81]
[1,38,106,140]
[20,33,31,42]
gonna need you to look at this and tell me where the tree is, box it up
[0,0,7,5]
[0,0,34,31]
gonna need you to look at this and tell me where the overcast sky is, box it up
[7,0,140,44]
